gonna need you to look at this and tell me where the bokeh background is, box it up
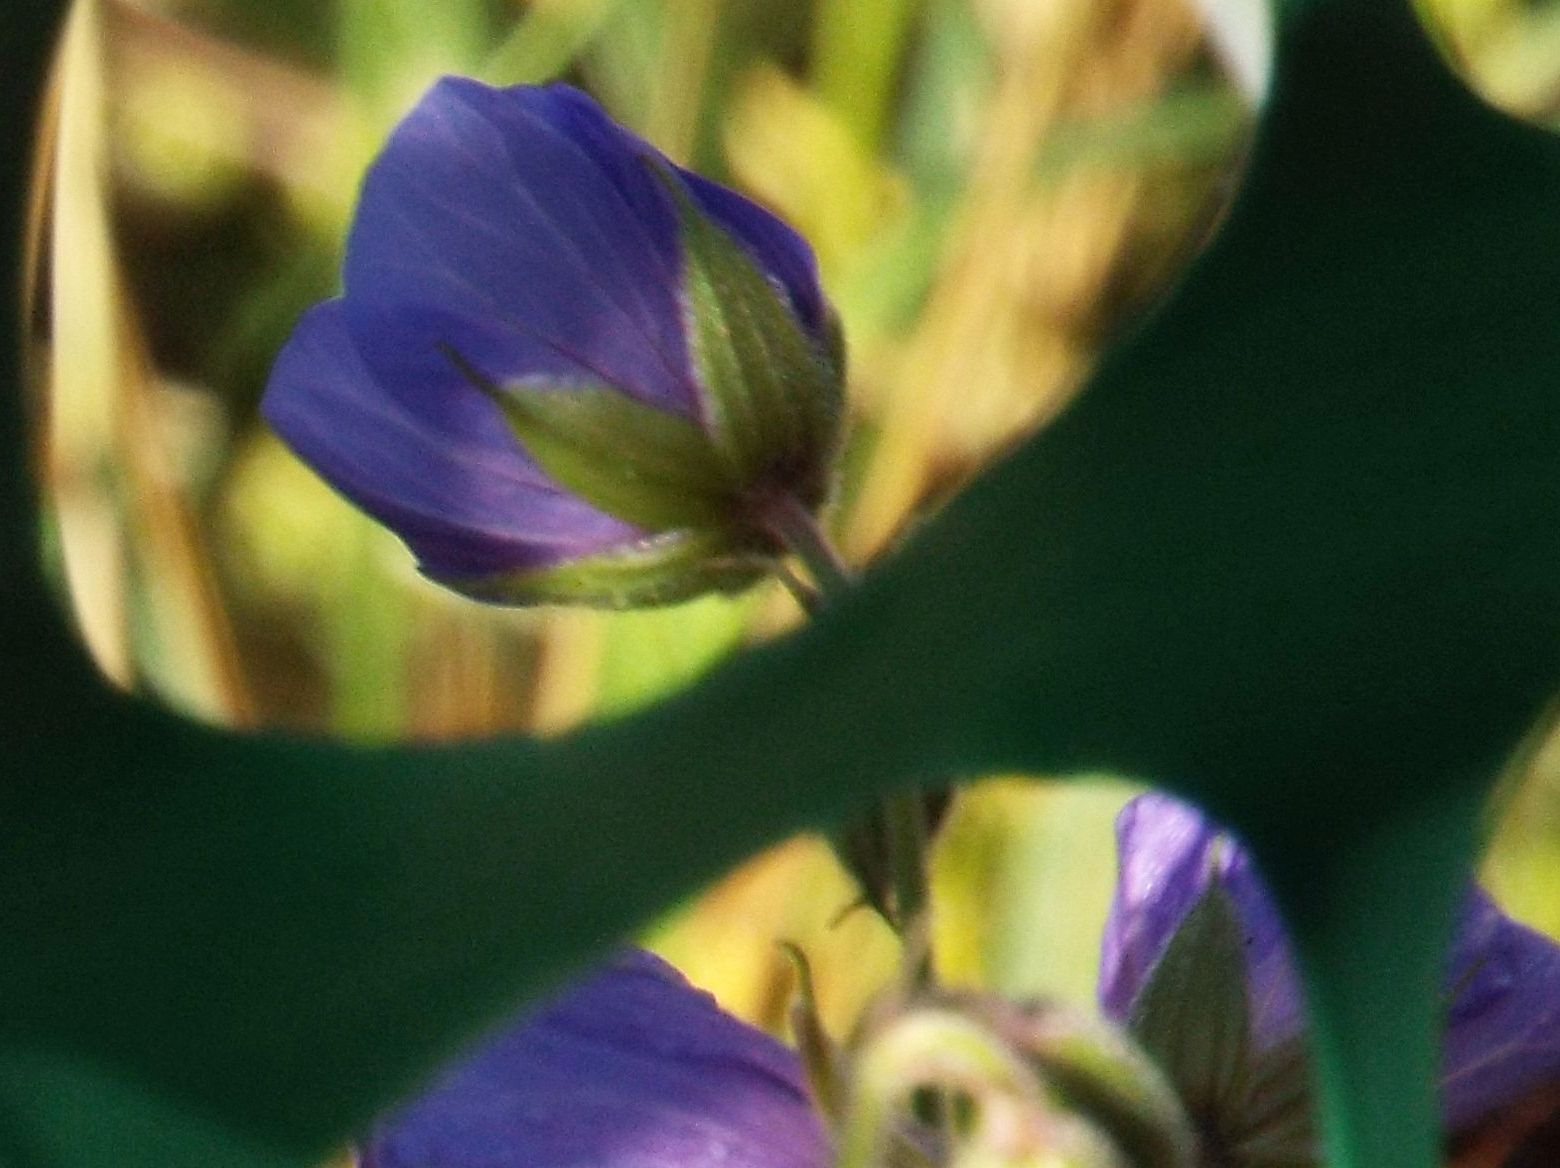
[29,0,1560,1043]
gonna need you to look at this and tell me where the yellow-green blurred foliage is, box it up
[32,0,1560,1051]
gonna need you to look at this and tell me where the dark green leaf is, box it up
[5,5,1560,1168]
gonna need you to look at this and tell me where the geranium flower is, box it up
[361,950,829,1168]
[263,80,843,607]
[1099,793,1560,1162]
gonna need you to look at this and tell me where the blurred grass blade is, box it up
[812,0,921,155]
[1034,84,1251,179]
[47,0,130,686]
[480,0,618,86]
[45,0,252,723]
[336,0,489,120]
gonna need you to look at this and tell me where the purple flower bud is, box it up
[361,950,829,1168]
[263,81,842,607]
[1099,793,1560,1148]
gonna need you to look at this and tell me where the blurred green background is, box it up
[28,0,1560,1051]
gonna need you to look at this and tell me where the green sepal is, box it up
[655,162,844,502]
[1128,885,1252,1128]
[1226,1036,1317,1167]
[449,529,773,609]
[444,347,740,532]
[1127,888,1321,1166]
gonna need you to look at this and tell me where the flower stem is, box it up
[761,494,935,960]
[760,492,854,604]
[775,561,824,613]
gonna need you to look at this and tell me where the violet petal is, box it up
[361,951,829,1168]
[342,79,698,417]
[1098,794,1222,1023]
[1440,888,1560,1129]
[262,300,641,580]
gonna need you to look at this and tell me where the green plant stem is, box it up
[763,494,934,952]
[763,492,854,599]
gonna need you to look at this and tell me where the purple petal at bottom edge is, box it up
[360,950,830,1168]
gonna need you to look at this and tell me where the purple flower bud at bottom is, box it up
[361,951,829,1168]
